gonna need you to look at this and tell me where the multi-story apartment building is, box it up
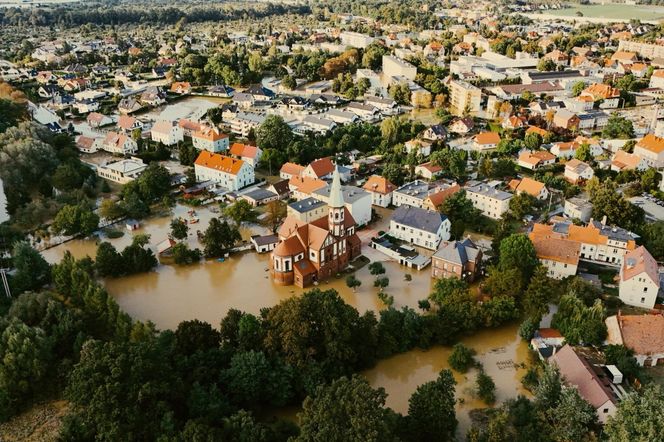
[634,133,664,168]
[194,151,254,191]
[449,80,481,117]
[192,127,230,153]
[339,31,374,49]
[529,220,638,267]
[464,182,512,219]
[382,55,417,81]
[619,246,661,309]
[389,205,451,250]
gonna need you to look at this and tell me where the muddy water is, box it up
[41,204,435,329]
[42,203,531,438]
[363,324,530,437]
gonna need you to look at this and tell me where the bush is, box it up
[476,370,496,404]
[447,343,476,373]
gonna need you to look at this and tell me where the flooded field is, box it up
[41,203,435,329]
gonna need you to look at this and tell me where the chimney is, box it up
[601,215,607,227]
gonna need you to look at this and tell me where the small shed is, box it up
[126,219,140,231]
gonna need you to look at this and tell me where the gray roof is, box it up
[252,234,278,246]
[288,197,326,213]
[433,238,480,264]
[394,180,430,200]
[465,183,512,201]
[243,188,277,201]
[391,205,447,234]
[314,184,369,204]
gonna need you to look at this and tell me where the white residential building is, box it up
[449,80,481,117]
[619,246,661,309]
[192,127,230,153]
[151,120,184,146]
[389,205,451,250]
[194,151,255,191]
[313,185,372,226]
[96,159,147,184]
[340,31,374,49]
[102,132,138,155]
[465,182,512,219]
[382,55,417,81]
[362,175,396,208]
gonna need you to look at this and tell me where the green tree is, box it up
[171,243,201,265]
[99,198,126,221]
[476,370,496,404]
[95,242,124,277]
[643,221,664,261]
[499,234,538,279]
[9,242,51,295]
[537,58,557,72]
[573,143,591,162]
[534,364,562,411]
[223,199,258,226]
[604,344,641,381]
[264,289,377,386]
[346,275,361,292]
[296,375,394,442]
[552,295,606,345]
[170,218,189,241]
[548,388,597,441]
[571,80,586,97]
[223,350,294,410]
[509,193,536,220]
[605,385,664,441]
[602,114,634,139]
[52,204,99,237]
[281,75,297,90]
[256,115,293,152]
[522,266,555,318]
[201,217,241,258]
[407,369,457,441]
[447,343,476,373]
[368,261,386,275]
[0,319,51,419]
[524,132,542,151]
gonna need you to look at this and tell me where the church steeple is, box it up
[328,167,345,236]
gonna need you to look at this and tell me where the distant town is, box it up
[1,0,664,440]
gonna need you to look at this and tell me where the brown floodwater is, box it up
[41,203,435,329]
[362,324,530,436]
[41,203,532,439]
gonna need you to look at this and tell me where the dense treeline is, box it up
[0,3,311,27]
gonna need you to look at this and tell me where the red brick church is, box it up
[271,168,361,288]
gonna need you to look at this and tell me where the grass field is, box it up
[542,3,664,21]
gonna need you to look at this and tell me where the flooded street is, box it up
[41,203,435,329]
[363,323,530,437]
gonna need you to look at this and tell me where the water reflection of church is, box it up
[271,169,361,288]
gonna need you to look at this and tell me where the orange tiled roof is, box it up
[617,314,664,355]
[363,175,396,195]
[582,83,620,100]
[193,127,228,142]
[636,133,664,154]
[288,176,327,195]
[529,235,580,265]
[515,177,546,197]
[280,162,305,176]
[194,151,245,175]
[474,131,501,145]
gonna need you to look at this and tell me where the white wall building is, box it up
[465,182,512,219]
[619,246,661,309]
[194,151,255,191]
[151,120,184,146]
[382,55,417,81]
[389,205,450,250]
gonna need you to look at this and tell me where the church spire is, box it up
[329,166,344,208]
